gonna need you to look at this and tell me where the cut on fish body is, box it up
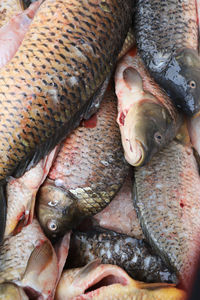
[36,90,130,239]
[67,230,177,284]
[133,133,200,290]
[134,0,200,115]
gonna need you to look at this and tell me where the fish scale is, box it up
[134,0,198,60]
[37,90,130,237]
[134,0,200,116]
[0,0,133,185]
[133,138,200,289]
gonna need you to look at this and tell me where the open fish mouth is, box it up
[73,264,130,299]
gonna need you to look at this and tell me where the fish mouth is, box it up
[123,138,145,167]
[74,264,131,299]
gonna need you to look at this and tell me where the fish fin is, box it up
[22,240,53,281]
[0,185,7,244]
[83,75,111,120]
[73,259,101,285]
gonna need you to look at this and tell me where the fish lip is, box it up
[74,264,130,299]
[124,138,145,167]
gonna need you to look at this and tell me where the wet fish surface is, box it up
[56,260,185,300]
[0,0,134,242]
[36,90,130,239]
[134,0,200,115]
[115,48,181,166]
[67,230,177,284]
[133,133,200,289]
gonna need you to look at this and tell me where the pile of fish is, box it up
[0,0,199,299]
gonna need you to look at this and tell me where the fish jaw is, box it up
[5,147,58,237]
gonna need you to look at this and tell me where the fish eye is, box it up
[47,220,57,231]
[154,132,163,144]
[188,80,196,89]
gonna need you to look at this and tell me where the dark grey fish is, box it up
[134,0,200,116]
[67,230,177,284]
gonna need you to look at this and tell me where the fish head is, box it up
[0,283,28,299]
[167,48,200,116]
[122,100,178,166]
[37,183,78,239]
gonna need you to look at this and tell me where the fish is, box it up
[19,231,71,299]
[133,125,200,290]
[0,218,48,283]
[55,260,186,300]
[0,0,42,69]
[5,146,58,237]
[67,230,177,284]
[134,0,200,116]
[92,174,144,240]
[0,0,133,242]
[36,90,130,239]
[115,47,181,166]
[0,282,28,299]
[0,217,70,299]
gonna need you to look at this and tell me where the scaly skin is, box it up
[134,136,200,290]
[0,0,133,242]
[134,0,200,115]
[36,90,130,238]
[0,0,133,182]
[67,230,177,284]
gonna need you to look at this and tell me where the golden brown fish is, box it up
[36,90,130,239]
[133,125,200,290]
[55,260,186,300]
[0,0,134,242]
